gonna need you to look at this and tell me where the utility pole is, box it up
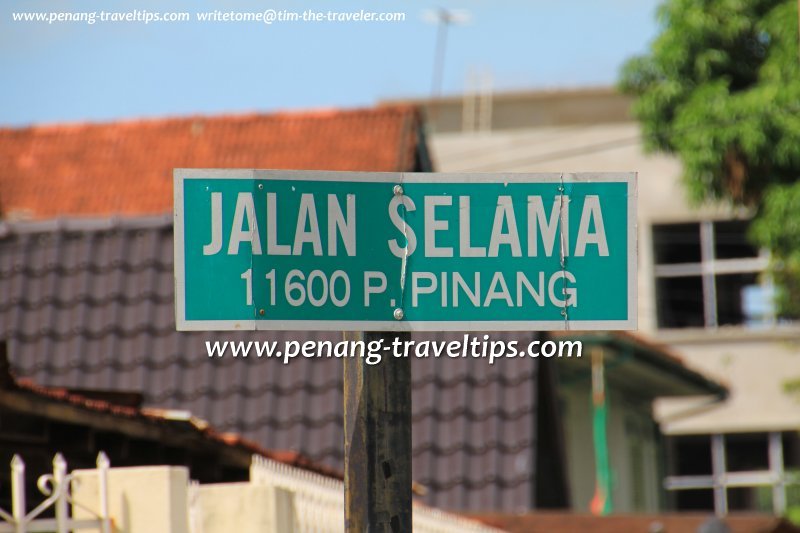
[343,331,412,532]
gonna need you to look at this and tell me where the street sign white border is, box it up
[174,169,637,331]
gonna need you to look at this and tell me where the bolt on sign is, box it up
[174,170,637,331]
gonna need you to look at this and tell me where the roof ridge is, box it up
[0,213,173,236]
[0,104,418,134]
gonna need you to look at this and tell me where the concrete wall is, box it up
[72,468,297,533]
[195,483,295,533]
[655,333,800,435]
[71,462,501,533]
[429,103,800,438]
[427,92,800,514]
[72,466,190,533]
[385,87,634,133]
[431,120,720,333]
[71,467,296,533]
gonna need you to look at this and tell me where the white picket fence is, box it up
[0,454,111,533]
[250,455,501,533]
[0,453,499,533]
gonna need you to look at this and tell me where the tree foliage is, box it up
[750,183,800,316]
[620,0,800,317]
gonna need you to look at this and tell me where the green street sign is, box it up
[174,170,636,331]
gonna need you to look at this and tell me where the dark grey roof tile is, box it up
[0,217,542,512]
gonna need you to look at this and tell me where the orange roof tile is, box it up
[470,511,797,533]
[3,360,342,480]
[0,105,425,219]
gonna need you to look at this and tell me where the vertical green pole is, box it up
[590,347,613,515]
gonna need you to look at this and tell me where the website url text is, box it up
[205,336,583,366]
[11,9,407,26]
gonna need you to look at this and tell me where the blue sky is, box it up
[1,0,662,126]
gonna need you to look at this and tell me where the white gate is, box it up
[0,453,111,533]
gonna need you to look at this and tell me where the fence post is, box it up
[11,455,25,533]
[53,454,68,533]
[96,452,112,533]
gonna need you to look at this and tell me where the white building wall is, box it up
[431,122,728,334]
[72,466,190,533]
[655,334,800,434]
[431,119,800,438]
[72,461,501,533]
[428,102,800,517]
[194,483,294,533]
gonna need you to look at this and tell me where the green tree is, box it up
[750,184,800,316]
[619,0,800,318]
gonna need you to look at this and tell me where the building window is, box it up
[652,220,772,329]
[665,432,800,516]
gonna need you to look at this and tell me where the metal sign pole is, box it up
[343,331,411,532]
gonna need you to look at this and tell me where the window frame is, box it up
[651,219,771,329]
